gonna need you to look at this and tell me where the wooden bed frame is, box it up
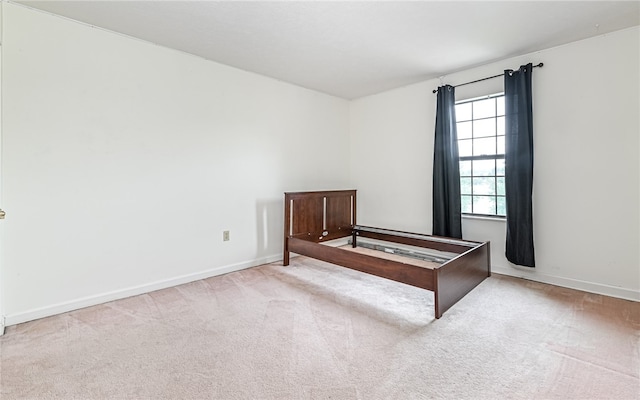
[283,189,491,319]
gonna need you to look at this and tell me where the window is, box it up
[456,94,506,217]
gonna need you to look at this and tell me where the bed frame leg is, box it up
[283,238,290,266]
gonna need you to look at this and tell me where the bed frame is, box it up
[283,189,490,319]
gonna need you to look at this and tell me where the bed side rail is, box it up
[354,225,477,254]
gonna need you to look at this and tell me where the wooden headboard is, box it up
[283,190,356,264]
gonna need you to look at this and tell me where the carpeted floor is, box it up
[1,256,638,399]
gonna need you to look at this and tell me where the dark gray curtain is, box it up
[504,64,535,267]
[432,85,462,239]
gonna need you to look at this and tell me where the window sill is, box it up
[462,214,506,222]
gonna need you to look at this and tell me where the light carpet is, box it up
[1,256,638,399]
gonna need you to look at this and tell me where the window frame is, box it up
[456,93,506,218]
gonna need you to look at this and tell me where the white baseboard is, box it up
[491,265,640,302]
[4,254,282,327]
[5,256,637,328]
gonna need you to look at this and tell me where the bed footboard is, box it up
[434,241,491,318]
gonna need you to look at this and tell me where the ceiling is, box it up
[15,1,640,99]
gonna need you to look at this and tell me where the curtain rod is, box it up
[432,62,543,94]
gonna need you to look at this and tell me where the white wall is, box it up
[349,84,436,233]
[0,1,3,333]
[351,27,640,301]
[1,4,350,324]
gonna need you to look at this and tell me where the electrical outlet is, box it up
[223,230,230,241]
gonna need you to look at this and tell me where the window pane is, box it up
[473,98,495,119]
[497,136,505,154]
[473,177,496,195]
[473,137,496,156]
[456,94,506,218]
[473,159,495,176]
[496,159,505,175]
[460,160,471,176]
[496,96,505,116]
[473,118,496,138]
[497,116,505,135]
[456,103,472,121]
[497,177,505,195]
[459,139,472,157]
[473,196,496,215]
[497,197,506,216]
[461,195,472,213]
[457,121,472,139]
[460,177,472,194]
